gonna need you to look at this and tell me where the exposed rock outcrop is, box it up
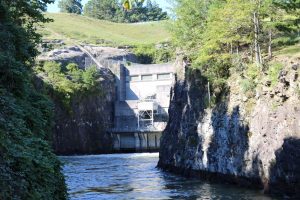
[38,45,137,70]
[51,67,115,155]
[158,58,300,198]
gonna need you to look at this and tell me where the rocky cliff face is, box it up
[158,58,300,198]
[38,45,137,70]
[38,45,136,155]
[51,67,115,155]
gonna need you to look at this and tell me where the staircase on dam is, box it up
[81,46,175,152]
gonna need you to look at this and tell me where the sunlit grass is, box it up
[38,13,171,46]
[274,43,300,58]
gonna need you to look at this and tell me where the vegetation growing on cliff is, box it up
[35,62,101,111]
[133,43,174,64]
[171,0,299,101]
[0,0,67,199]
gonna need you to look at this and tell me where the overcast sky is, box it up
[47,0,171,13]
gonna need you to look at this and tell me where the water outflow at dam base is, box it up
[112,132,162,153]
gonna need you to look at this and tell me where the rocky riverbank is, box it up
[158,57,300,198]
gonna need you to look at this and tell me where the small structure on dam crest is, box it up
[112,62,175,152]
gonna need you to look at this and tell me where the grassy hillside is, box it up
[274,43,300,59]
[39,13,170,46]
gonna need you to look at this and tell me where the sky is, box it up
[47,0,171,13]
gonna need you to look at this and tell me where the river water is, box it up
[60,153,276,200]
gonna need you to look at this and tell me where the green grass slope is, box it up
[39,13,170,46]
[274,43,300,59]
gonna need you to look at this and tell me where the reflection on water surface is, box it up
[60,153,275,200]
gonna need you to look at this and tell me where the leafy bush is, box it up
[133,44,174,64]
[240,79,256,99]
[37,62,101,110]
[268,62,284,86]
[0,90,67,199]
[246,63,261,81]
[240,79,256,93]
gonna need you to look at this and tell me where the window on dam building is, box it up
[129,73,172,83]
[141,74,153,81]
[157,73,171,80]
[130,75,139,81]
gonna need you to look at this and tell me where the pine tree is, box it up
[58,0,82,14]
[84,0,119,21]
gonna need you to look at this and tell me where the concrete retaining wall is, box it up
[113,132,161,153]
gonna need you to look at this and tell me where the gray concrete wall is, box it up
[112,60,174,141]
[119,64,126,101]
[125,63,174,102]
[112,132,162,152]
[127,63,174,75]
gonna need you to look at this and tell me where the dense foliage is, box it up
[0,0,67,199]
[58,0,83,14]
[84,0,168,23]
[35,62,102,111]
[133,43,174,64]
[171,0,299,97]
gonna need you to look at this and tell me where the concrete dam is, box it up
[83,46,175,152]
[111,63,175,152]
[39,45,175,153]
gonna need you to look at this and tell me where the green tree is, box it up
[84,0,168,23]
[84,0,120,21]
[58,0,83,14]
[145,0,168,21]
[124,0,168,22]
[199,1,253,65]
[0,0,67,199]
[170,0,299,97]
[170,0,212,60]
[272,0,300,45]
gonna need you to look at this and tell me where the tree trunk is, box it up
[253,11,262,66]
[268,29,272,59]
[250,45,254,62]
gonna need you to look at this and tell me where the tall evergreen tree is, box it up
[145,0,168,21]
[58,0,83,14]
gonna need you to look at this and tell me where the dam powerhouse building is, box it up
[111,62,175,152]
